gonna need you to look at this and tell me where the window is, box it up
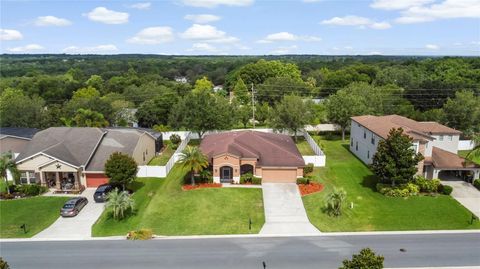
[29,172,37,184]
[350,139,353,147]
[371,135,375,145]
[357,123,361,127]
[412,144,418,153]
[363,130,366,139]
[447,135,452,141]
[143,152,145,162]
[146,148,148,155]
[356,142,358,151]
[367,151,370,159]
[20,172,28,184]
[439,135,444,141]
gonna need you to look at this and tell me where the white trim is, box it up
[0,135,32,141]
[83,130,107,167]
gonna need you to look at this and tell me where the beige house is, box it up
[200,131,305,183]
[350,115,480,180]
[15,127,158,191]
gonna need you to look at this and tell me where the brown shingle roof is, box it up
[431,147,479,169]
[200,131,305,167]
[351,115,461,141]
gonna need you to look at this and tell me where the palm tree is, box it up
[0,152,19,194]
[325,188,347,217]
[178,146,209,186]
[106,189,135,220]
[466,134,480,161]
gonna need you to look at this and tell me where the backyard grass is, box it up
[302,135,480,232]
[294,136,315,155]
[92,165,264,236]
[148,141,175,166]
[459,150,480,165]
[0,196,70,238]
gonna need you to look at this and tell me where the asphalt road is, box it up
[1,233,480,269]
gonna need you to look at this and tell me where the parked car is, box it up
[60,197,88,217]
[93,184,114,203]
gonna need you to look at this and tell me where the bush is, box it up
[303,163,314,175]
[240,172,254,184]
[0,257,10,269]
[325,188,347,217]
[296,177,310,185]
[169,134,181,145]
[474,179,480,191]
[440,184,453,195]
[414,176,440,193]
[127,229,153,240]
[376,183,417,197]
[252,177,262,185]
[340,248,384,269]
[17,184,48,196]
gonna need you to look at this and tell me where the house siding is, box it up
[132,133,156,166]
[350,121,379,165]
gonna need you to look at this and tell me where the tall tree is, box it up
[192,76,214,94]
[73,108,109,127]
[0,152,19,194]
[233,77,250,105]
[178,146,209,186]
[105,152,138,191]
[0,88,45,128]
[442,90,480,134]
[136,87,178,127]
[271,95,314,141]
[371,128,424,187]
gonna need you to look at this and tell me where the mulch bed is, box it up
[298,182,324,196]
[182,183,222,191]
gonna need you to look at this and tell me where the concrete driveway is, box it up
[34,188,105,239]
[260,183,320,235]
[441,180,480,218]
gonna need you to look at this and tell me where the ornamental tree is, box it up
[271,94,314,141]
[371,128,424,187]
[105,152,138,191]
[339,248,384,269]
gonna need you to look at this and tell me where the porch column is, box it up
[474,170,480,180]
[433,169,439,179]
[39,172,46,187]
[74,172,80,189]
[55,172,61,190]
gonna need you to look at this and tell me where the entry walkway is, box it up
[260,183,320,235]
[34,188,104,239]
[441,180,480,218]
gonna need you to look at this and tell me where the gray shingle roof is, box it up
[0,127,39,140]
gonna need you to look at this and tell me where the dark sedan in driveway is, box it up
[93,184,114,203]
[60,197,88,217]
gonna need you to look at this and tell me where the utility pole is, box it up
[251,83,256,129]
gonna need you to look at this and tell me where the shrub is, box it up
[0,257,10,269]
[474,179,480,191]
[240,172,254,184]
[440,185,453,195]
[296,177,310,185]
[127,229,153,240]
[169,134,181,145]
[376,183,416,197]
[325,188,346,217]
[303,163,314,175]
[340,248,384,269]
[106,190,135,220]
[17,184,48,196]
[252,177,262,185]
[414,176,440,193]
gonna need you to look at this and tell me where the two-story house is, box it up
[350,115,479,180]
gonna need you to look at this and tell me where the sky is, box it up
[1,0,479,55]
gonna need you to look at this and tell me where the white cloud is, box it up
[321,15,391,30]
[395,0,480,24]
[181,0,253,8]
[129,2,151,10]
[270,45,298,55]
[368,51,383,55]
[0,29,23,41]
[34,16,71,26]
[62,44,118,54]
[258,32,321,43]
[370,0,434,10]
[188,43,219,52]
[184,14,221,23]
[425,44,439,50]
[181,24,238,43]
[84,7,129,24]
[127,26,174,44]
[7,44,44,53]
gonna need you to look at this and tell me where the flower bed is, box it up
[298,182,324,196]
[182,183,222,191]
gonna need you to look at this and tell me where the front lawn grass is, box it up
[0,196,70,238]
[458,150,480,165]
[303,135,480,232]
[148,141,175,166]
[92,165,264,236]
[294,136,315,155]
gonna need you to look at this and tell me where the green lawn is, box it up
[0,180,12,193]
[92,165,264,236]
[0,196,70,238]
[458,150,480,165]
[148,141,175,166]
[188,139,200,146]
[294,137,315,155]
[303,135,480,232]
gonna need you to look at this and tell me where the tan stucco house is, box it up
[200,131,305,183]
[15,127,159,190]
[350,115,480,180]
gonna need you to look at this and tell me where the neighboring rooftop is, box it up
[200,131,305,167]
[351,115,462,141]
[431,147,479,169]
[0,127,40,140]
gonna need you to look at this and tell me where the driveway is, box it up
[260,183,320,235]
[441,180,480,218]
[34,188,105,239]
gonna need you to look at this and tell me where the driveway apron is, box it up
[260,183,320,235]
[441,180,480,218]
[34,188,105,239]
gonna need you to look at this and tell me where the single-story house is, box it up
[15,127,160,190]
[200,131,305,183]
[350,115,480,180]
[0,127,39,157]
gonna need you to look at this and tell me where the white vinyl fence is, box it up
[301,130,326,167]
[458,140,476,151]
[137,132,192,178]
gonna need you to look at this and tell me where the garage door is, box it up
[86,173,109,187]
[262,169,297,183]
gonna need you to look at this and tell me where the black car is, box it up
[93,184,114,203]
[60,197,88,217]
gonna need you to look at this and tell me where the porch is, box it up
[42,171,83,193]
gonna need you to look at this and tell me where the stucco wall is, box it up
[132,133,156,165]
[350,120,379,165]
[0,137,29,154]
[213,154,241,182]
[431,134,460,154]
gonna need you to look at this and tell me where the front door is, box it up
[220,166,233,183]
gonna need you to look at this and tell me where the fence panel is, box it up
[458,140,475,151]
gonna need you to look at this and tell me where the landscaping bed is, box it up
[182,183,222,191]
[298,182,324,196]
[302,135,480,231]
[92,165,264,236]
